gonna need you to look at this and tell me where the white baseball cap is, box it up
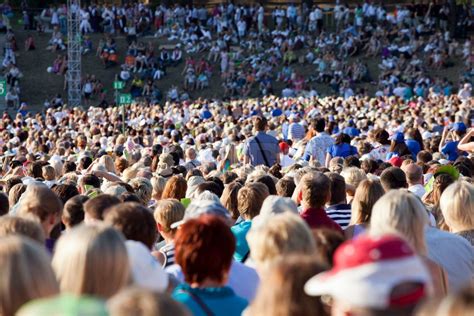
[305,235,432,309]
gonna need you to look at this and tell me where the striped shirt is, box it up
[326,204,352,230]
[288,122,305,141]
[159,243,175,268]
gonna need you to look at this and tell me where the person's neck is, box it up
[303,203,323,210]
[328,200,346,207]
[161,232,174,244]
[190,278,226,288]
[452,225,471,234]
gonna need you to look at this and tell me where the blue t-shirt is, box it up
[405,139,421,157]
[442,141,461,161]
[244,132,279,167]
[327,143,358,158]
[172,284,248,316]
[231,220,252,262]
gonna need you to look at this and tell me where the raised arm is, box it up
[438,126,449,154]
[457,129,474,152]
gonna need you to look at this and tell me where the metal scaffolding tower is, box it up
[67,0,81,107]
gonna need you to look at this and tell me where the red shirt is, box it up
[301,207,343,233]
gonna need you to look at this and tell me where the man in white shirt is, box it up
[457,83,472,102]
[403,163,425,198]
[304,118,334,165]
[183,147,201,171]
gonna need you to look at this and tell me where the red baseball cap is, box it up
[389,156,404,167]
[279,142,290,152]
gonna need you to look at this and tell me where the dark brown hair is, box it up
[104,202,157,250]
[83,194,120,220]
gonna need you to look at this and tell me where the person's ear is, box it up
[157,222,163,233]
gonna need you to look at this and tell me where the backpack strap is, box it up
[241,250,250,263]
[179,288,215,316]
[254,136,270,167]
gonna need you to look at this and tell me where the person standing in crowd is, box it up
[325,133,358,167]
[305,235,434,316]
[457,128,474,154]
[325,173,352,230]
[305,118,334,166]
[247,255,327,316]
[16,184,62,252]
[403,163,426,198]
[287,113,305,142]
[439,123,468,161]
[0,236,59,316]
[297,173,343,233]
[440,181,474,246]
[172,215,248,316]
[370,190,449,295]
[232,182,269,262]
[153,199,185,267]
[244,116,280,167]
[52,225,130,299]
[345,179,385,239]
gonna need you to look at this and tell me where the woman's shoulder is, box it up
[171,284,194,301]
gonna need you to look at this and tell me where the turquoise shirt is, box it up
[172,283,248,316]
[231,220,252,262]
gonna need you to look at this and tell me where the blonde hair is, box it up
[0,236,59,316]
[122,167,139,183]
[370,190,429,255]
[42,165,56,181]
[247,213,315,270]
[440,181,474,233]
[341,167,367,190]
[0,216,45,244]
[237,183,269,220]
[17,184,62,223]
[52,224,130,299]
[60,172,79,184]
[108,287,190,316]
[129,177,153,205]
[151,176,167,200]
[247,255,326,316]
[153,199,185,234]
[350,179,385,225]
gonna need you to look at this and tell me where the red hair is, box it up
[175,215,235,284]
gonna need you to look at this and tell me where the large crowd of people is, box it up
[6,0,473,106]
[0,1,473,316]
[0,88,473,315]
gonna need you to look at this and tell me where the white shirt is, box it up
[425,226,474,292]
[408,184,426,198]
